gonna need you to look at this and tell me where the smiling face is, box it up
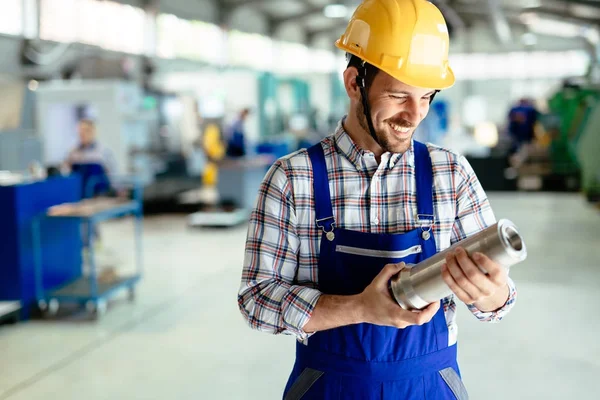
[351,69,436,155]
[78,120,96,146]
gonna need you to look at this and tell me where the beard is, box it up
[356,101,415,154]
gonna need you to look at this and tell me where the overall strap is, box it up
[307,144,335,233]
[413,141,435,227]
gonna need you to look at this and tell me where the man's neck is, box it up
[343,110,385,160]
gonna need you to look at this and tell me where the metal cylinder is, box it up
[389,219,527,310]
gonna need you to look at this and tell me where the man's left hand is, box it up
[441,247,509,312]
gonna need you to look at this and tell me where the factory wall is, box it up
[0,5,593,151]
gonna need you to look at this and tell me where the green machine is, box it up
[547,84,600,200]
[575,90,600,202]
[258,72,311,139]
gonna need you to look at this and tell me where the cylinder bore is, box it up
[503,225,523,251]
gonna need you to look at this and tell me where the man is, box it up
[225,108,250,158]
[508,98,539,155]
[64,119,119,277]
[64,119,117,197]
[238,1,517,398]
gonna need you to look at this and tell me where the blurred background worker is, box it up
[507,98,540,155]
[63,118,119,276]
[225,108,250,158]
[64,119,117,198]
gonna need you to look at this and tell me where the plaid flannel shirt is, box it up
[238,121,517,345]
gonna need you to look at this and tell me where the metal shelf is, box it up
[49,275,140,301]
[33,194,143,319]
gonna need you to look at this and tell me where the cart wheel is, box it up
[86,300,107,319]
[47,299,59,316]
[96,299,107,316]
[38,299,48,312]
[85,300,96,314]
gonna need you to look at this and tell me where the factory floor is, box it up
[0,192,599,400]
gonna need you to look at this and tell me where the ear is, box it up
[343,67,361,102]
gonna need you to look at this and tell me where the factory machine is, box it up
[546,83,600,200]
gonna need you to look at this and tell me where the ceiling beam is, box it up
[563,0,600,8]
[453,4,600,27]
[219,0,267,6]
[271,6,325,24]
[306,20,348,38]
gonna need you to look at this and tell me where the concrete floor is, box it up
[0,193,599,399]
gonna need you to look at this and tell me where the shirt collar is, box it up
[333,118,415,171]
[79,142,97,150]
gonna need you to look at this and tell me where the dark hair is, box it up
[346,54,380,89]
[79,119,96,127]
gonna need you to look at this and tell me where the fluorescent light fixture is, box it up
[324,4,348,19]
[521,13,581,38]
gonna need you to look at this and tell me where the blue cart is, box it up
[32,182,143,319]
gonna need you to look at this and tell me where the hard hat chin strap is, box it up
[356,62,381,146]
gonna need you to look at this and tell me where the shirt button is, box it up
[373,217,380,225]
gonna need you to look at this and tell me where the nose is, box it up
[400,98,424,125]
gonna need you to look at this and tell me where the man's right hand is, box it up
[358,262,440,329]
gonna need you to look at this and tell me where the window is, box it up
[228,30,272,70]
[157,14,225,64]
[273,41,308,74]
[40,0,145,54]
[449,50,589,81]
[0,0,23,36]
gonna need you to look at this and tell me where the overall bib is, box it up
[283,142,468,400]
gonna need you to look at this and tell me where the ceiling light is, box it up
[324,4,348,19]
[520,13,583,38]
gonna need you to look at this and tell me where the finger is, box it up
[445,252,480,300]
[473,252,507,286]
[396,300,440,327]
[441,263,475,305]
[416,301,441,325]
[392,304,423,325]
[375,262,405,288]
[455,248,495,297]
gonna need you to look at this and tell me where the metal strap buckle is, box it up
[416,214,434,241]
[316,216,336,241]
[416,214,434,230]
[315,216,335,231]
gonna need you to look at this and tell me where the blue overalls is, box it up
[283,141,468,399]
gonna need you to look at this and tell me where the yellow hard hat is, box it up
[335,0,455,89]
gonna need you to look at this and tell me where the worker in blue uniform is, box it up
[507,98,539,155]
[64,119,118,250]
[238,1,517,399]
[64,119,117,198]
[225,108,250,158]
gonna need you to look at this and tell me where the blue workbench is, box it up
[0,176,82,320]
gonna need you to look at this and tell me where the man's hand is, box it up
[441,247,509,312]
[358,262,440,329]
